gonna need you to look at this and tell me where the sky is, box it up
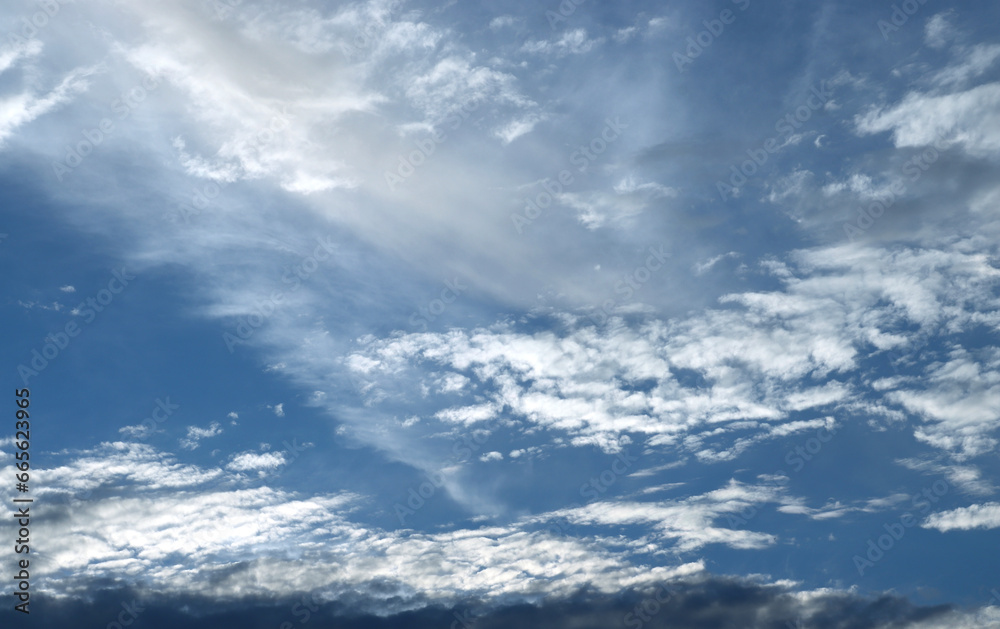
[2,0,1000,627]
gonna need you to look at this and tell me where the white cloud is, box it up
[924,12,956,49]
[180,422,223,450]
[0,63,100,148]
[535,479,791,552]
[227,450,287,472]
[2,440,704,614]
[558,176,675,229]
[520,29,604,57]
[694,252,740,276]
[119,423,155,439]
[488,16,520,31]
[923,502,1000,531]
[929,44,1000,88]
[855,81,1000,158]
[333,237,1000,497]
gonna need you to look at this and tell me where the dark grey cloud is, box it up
[0,579,961,629]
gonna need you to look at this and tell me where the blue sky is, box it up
[2,0,1000,627]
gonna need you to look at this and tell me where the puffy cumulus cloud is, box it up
[855,38,1000,158]
[29,442,224,497]
[339,238,1000,469]
[17,442,963,619]
[226,450,287,472]
[855,82,1000,158]
[886,348,1000,459]
[0,441,699,613]
[923,502,1000,532]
